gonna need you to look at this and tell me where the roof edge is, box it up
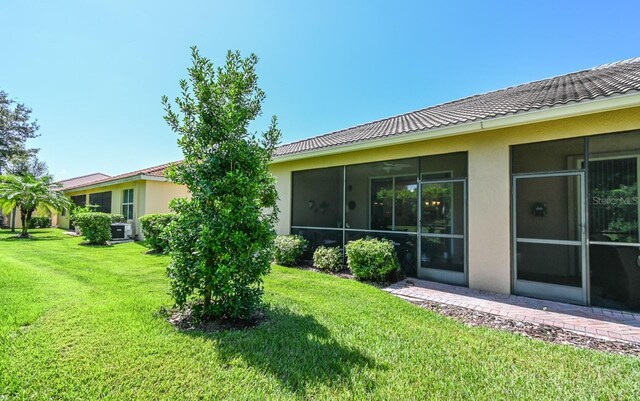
[271,90,640,164]
[58,172,110,183]
[62,174,168,193]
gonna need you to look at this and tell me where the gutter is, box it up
[270,91,640,164]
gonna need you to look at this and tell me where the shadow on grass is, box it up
[131,242,168,257]
[0,230,64,241]
[182,306,382,396]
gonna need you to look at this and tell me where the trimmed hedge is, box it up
[74,212,112,244]
[110,214,127,223]
[28,216,52,229]
[313,246,343,272]
[273,235,308,266]
[346,238,400,281]
[139,213,178,253]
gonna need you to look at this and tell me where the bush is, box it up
[28,216,52,228]
[313,246,343,272]
[346,238,400,281]
[273,235,308,266]
[70,205,93,229]
[139,213,178,253]
[74,212,112,244]
[110,214,127,223]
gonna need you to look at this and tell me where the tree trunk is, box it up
[10,208,16,232]
[20,210,28,237]
[203,260,213,314]
[204,285,212,311]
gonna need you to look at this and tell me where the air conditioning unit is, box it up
[111,223,132,241]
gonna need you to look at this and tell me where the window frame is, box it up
[368,173,418,232]
[122,188,134,220]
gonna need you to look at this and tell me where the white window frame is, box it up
[122,189,134,220]
[368,173,418,232]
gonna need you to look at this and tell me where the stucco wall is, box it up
[144,180,191,215]
[269,106,640,294]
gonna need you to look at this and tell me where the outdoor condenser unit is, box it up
[110,223,132,240]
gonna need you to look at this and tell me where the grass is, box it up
[0,228,639,400]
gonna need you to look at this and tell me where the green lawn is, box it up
[1,229,639,400]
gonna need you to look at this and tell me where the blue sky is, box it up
[1,1,639,180]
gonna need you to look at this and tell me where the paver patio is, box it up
[384,279,640,344]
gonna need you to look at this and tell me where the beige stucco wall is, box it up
[269,106,640,294]
[144,180,191,215]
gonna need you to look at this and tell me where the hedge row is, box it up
[273,235,399,282]
[28,216,52,229]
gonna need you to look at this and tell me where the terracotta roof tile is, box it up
[274,58,640,157]
[61,161,179,191]
[58,173,110,190]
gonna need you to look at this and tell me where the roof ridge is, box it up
[58,172,110,183]
[277,57,640,150]
[591,57,640,70]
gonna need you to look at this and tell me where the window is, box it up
[89,191,112,213]
[70,195,86,207]
[346,158,418,231]
[122,189,134,220]
[369,175,418,231]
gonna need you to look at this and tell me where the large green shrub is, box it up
[274,235,308,266]
[74,212,111,244]
[162,47,281,321]
[139,213,177,253]
[345,238,400,281]
[313,246,343,272]
[27,216,52,228]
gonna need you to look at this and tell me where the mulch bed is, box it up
[294,264,356,280]
[164,306,266,333]
[410,299,640,357]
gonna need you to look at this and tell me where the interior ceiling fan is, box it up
[378,161,413,173]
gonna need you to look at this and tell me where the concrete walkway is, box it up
[384,278,640,344]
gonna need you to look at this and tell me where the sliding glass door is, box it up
[418,178,467,285]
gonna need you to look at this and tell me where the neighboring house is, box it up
[0,173,111,229]
[269,58,640,312]
[57,162,189,238]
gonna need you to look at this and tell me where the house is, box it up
[53,58,640,313]
[57,162,189,238]
[270,58,640,312]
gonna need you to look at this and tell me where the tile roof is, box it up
[61,161,178,191]
[58,173,110,190]
[274,58,640,157]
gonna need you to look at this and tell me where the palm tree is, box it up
[0,174,71,238]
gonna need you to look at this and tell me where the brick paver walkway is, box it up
[384,279,640,343]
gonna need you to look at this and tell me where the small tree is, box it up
[162,47,281,320]
[4,154,48,231]
[0,174,71,237]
